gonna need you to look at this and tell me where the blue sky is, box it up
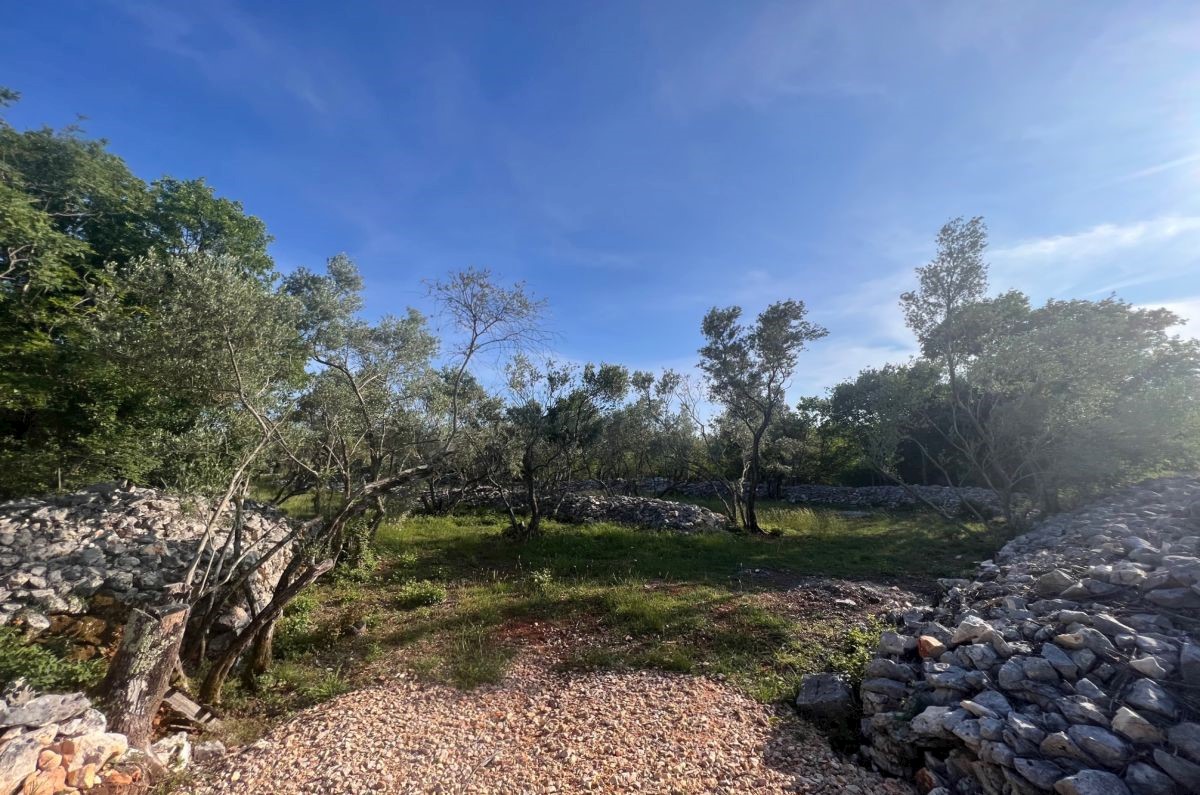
[7,1,1200,395]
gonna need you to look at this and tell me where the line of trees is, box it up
[4,91,1200,738]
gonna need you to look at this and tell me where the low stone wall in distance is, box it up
[454,488,729,533]
[629,480,999,517]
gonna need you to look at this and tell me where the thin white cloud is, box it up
[995,217,1200,261]
[653,3,892,115]
[114,0,376,122]
[1115,152,1200,183]
[1142,296,1200,340]
[989,216,1200,297]
[651,2,1054,117]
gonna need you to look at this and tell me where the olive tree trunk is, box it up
[102,603,190,749]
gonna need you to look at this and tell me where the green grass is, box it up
[379,503,997,582]
[216,502,1006,734]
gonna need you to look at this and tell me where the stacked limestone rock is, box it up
[450,488,730,533]
[858,477,1200,794]
[0,483,294,641]
[0,685,131,794]
[550,493,728,532]
[634,479,999,516]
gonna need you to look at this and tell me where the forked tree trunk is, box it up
[200,559,334,705]
[241,617,278,689]
[102,602,190,749]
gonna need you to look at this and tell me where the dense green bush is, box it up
[394,579,448,609]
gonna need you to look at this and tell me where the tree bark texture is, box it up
[102,602,190,749]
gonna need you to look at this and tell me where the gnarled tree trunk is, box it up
[102,602,190,749]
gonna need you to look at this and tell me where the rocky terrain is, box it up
[0,680,225,795]
[853,476,1200,794]
[0,483,294,646]
[549,492,728,532]
[0,684,134,794]
[183,643,913,795]
[776,484,1000,516]
[625,479,1000,516]
[449,480,998,528]
[454,488,731,532]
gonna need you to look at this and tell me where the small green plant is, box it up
[526,567,556,594]
[447,624,512,688]
[332,516,382,583]
[394,579,447,609]
[298,666,352,701]
[264,662,352,703]
[275,592,323,659]
[637,644,694,673]
[337,604,382,636]
[0,629,105,691]
[826,619,886,687]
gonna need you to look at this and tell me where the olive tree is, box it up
[94,253,307,746]
[698,300,827,531]
[491,357,629,539]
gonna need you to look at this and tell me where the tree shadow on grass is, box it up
[378,509,1002,595]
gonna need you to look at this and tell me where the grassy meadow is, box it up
[215,501,1006,742]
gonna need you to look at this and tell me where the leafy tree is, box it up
[949,296,1200,516]
[492,357,629,539]
[586,369,694,489]
[900,216,988,372]
[698,301,827,531]
[0,92,276,495]
[843,216,1200,524]
[194,265,542,702]
[143,177,274,277]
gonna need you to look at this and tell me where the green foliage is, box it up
[275,593,324,659]
[698,300,828,530]
[0,629,105,691]
[827,216,1200,515]
[525,567,556,594]
[445,624,513,688]
[333,518,382,583]
[262,662,352,703]
[365,507,992,701]
[0,94,277,497]
[394,579,447,609]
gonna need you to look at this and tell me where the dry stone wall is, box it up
[0,684,131,794]
[454,488,729,533]
[858,477,1200,795]
[633,479,1000,516]
[0,483,294,642]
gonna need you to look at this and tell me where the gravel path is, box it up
[185,657,912,794]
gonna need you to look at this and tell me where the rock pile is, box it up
[634,479,1000,516]
[451,487,730,532]
[857,476,1200,794]
[551,493,729,533]
[0,685,132,794]
[0,483,294,641]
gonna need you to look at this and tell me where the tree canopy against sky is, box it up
[5,2,1199,400]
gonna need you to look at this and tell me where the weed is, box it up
[394,579,448,609]
[445,624,513,688]
[526,567,556,594]
[275,593,324,659]
[0,629,105,691]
